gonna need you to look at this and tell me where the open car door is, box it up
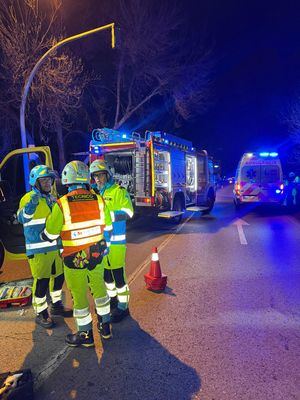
[0,146,54,282]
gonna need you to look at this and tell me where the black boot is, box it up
[110,296,118,310]
[110,307,130,323]
[97,315,112,339]
[50,300,73,317]
[65,330,94,347]
[35,309,55,329]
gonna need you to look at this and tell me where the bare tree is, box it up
[92,0,214,131]
[285,97,300,144]
[282,96,300,170]
[0,0,90,169]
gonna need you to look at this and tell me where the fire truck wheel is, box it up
[0,242,4,270]
[202,191,215,214]
[172,198,183,224]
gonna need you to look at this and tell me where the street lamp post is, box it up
[20,23,116,190]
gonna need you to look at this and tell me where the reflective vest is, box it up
[57,189,106,257]
[93,183,133,245]
[17,191,60,256]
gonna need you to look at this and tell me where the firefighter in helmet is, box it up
[41,161,113,347]
[17,165,70,329]
[90,159,133,323]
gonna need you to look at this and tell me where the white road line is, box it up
[233,218,249,245]
[236,224,248,245]
[128,212,195,284]
[34,213,194,390]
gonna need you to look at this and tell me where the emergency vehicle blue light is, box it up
[165,139,169,144]
[246,153,253,157]
[269,152,278,157]
[276,189,281,194]
[122,134,127,139]
[259,152,269,157]
[214,164,219,168]
[94,150,99,154]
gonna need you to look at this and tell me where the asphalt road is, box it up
[0,185,299,399]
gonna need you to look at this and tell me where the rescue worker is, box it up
[90,160,134,323]
[17,165,69,329]
[284,172,297,210]
[41,161,113,347]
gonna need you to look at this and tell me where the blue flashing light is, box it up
[94,150,99,154]
[214,164,219,168]
[275,189,281,194]
[165,139,169,144]
[259,152,269,157]
[122,133,127,139]
[269,152,278,157]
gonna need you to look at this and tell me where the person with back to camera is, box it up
[41,161,113,347]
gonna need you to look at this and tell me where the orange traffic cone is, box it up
[144,247,167,291]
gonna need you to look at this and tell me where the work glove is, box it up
[30,192,41,205]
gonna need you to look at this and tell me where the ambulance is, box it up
[233,152,284,208]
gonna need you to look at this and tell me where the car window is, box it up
[241,166,260,183]
[261,165,280,183]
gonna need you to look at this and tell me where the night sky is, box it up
[186,0,300,174]
[63,0,300,174]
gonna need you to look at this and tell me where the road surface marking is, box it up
[233,218,249,245]
[128,212,195,284]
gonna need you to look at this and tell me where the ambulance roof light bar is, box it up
[259,152,278,157]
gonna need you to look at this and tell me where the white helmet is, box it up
[61,161,89,185]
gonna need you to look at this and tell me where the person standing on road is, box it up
[90,160,134,323]
[17,165,70,329]
[41,161,113,347]
[284,172,297,210]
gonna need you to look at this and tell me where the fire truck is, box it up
[90,128,216,222]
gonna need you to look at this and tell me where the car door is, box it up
[0,146,54,271]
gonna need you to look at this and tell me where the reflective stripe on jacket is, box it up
[44,189,112,257]
[95,183,133,245]
[17,191,59,256]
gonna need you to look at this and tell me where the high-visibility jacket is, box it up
[93,181,133,246]
[43,189,112,257]
[17,190,60,256]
